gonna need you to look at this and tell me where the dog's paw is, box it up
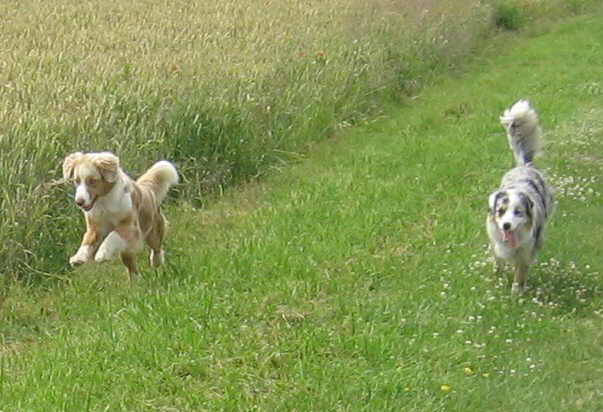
[69,255,87,267]
[69,245,95,267]
[511,282,525,295]
[94,248,116,263]
[150,249,165,267]
[95,232,127,264]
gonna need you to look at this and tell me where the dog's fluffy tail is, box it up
[500,99,542,166]
[137,160,179,203]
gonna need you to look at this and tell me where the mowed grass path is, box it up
[3,12,603,411]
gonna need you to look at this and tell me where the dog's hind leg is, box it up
[120,252,139,282]
[147,213,167,267]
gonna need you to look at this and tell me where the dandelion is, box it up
[464,367,474,376]
[440,384,452,393]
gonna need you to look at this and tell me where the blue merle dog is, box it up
[487,100,555,294]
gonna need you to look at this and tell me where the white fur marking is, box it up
[150,249,165,267]
[95,231,128,262]
[70,245,95,266]
[75,183,93,208]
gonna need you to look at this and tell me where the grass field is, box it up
[2,2,603,411]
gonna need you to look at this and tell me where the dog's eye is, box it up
[497,208,505,216]
[514,209,523,216]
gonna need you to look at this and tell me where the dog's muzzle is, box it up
[76,195,97,212]
[502,229,518,248]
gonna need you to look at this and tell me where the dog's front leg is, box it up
[70,221,104,267]
[95,231,129,263]
[70,243,96,266]
[95,221,142,279]
[493,257,504,275]
[511,263,529,295]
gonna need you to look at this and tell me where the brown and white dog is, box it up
[63,152,179,279]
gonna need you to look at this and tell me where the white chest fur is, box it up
[87,179,133,224]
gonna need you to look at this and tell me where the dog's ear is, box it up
[521,194,534,219]
[62,152,84,180]
[488,190,505,216]
[93,152,120,183]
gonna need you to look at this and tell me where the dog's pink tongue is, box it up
[503,230,518,248]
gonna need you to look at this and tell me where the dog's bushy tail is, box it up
[137,161,179,203]
[500,100,542,166]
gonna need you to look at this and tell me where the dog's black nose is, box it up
[75,198,85,207]
[502,222,511,231]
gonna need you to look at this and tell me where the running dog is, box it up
[486,100,554,294]
[63,152,179,279]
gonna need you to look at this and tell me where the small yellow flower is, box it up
[464,367,474,376]
[482,373,490,378]
[440,384,452,393]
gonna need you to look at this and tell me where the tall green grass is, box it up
[0,0,599,278]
